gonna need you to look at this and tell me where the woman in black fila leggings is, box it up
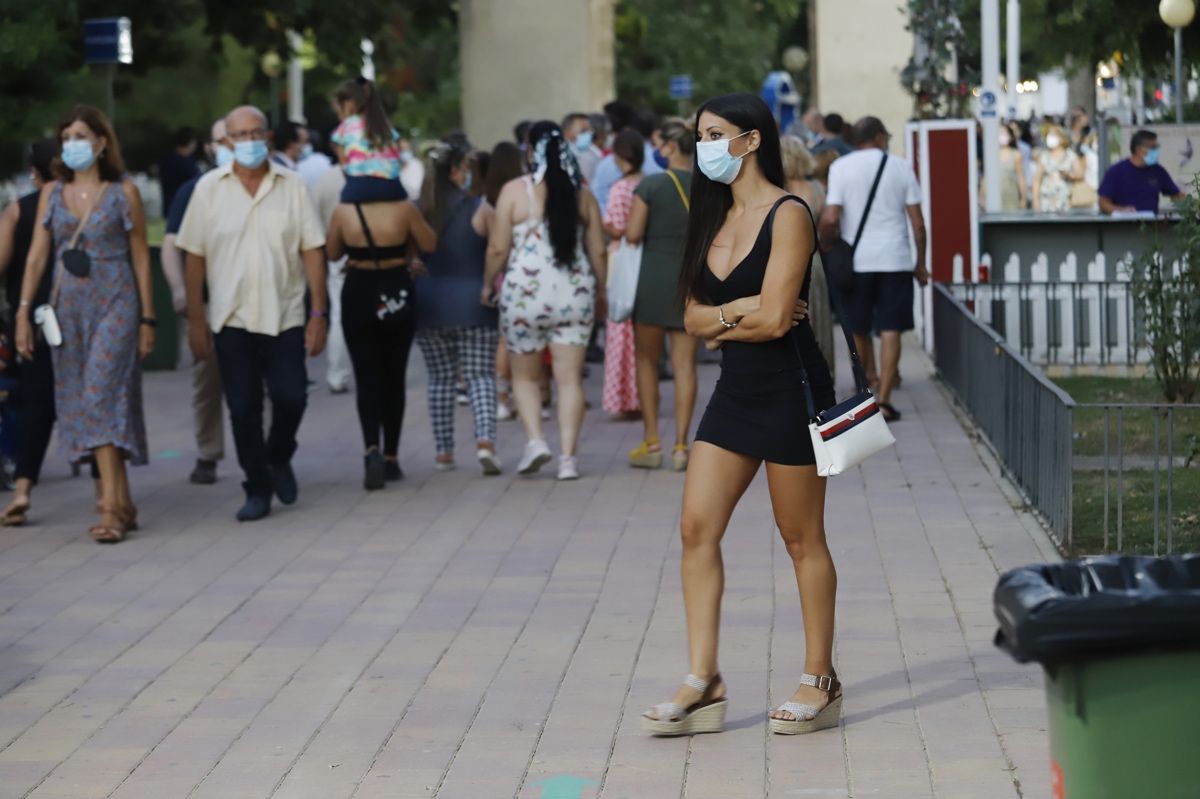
[326,191,436,489]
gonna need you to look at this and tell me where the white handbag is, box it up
[605,240,642,323]
[793,293,895,477]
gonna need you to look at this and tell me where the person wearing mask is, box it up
[325,144,437,489]
[562,112,602,183]
[0,140,57,526]
[482,142,526,423]
[589,113,611,152]
[601,129,646,420]
[1032,125,1083,213]
[641,93,837,737]
[590,102,664,216]
[1098,129,1186,215]
[819,116,928,423]
[177,105,329,521]
[159,126,200,217]
[332,78,407,204]
[482,122,606,481]
[811,113,853,157]
[984,125,1027,211]
[271,121,309,171]
[623,118,700,472]
[297,129,334,190]
[14,105,155,542]
[160,118,231,485]
[415,144,502,474]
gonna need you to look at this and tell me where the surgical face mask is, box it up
[61,139,97,172]
[234,139,269,168]
[214,144,235,169]
[574,130,593,152]
[1045,134,1063,150]
[696,130,751,184]
[1145,147,1161,167]
[300,143,314,161]
[998,131,1012,147]
[461,170,473,191]
[653,147,670,170]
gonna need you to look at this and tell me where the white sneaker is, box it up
[517,439,553,475]
[477,446,503,476]
[496,402,514,421]
[557,455,579,481]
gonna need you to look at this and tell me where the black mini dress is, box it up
[694,196,836,466]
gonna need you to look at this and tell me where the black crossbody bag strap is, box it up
[765,196,872,421]
[353,203,383,269]
[850,152,888,254]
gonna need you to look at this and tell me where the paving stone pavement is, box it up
[0,339,1058,799]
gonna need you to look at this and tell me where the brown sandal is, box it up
[2,498,30,527]
[89,508,127,544]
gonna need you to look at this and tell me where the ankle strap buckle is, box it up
[801,673,835,692]
[815,675,834,691]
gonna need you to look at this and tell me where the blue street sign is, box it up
[979,89,998,119]
[669,74,693,101]
[84,17,133,65]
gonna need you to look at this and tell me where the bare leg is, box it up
[877,330,902,406]
[92,445,125,537]
[2,478,33,522]
[668,331,700,448]
[853,333,877,388]
[509,351,545,444]
[633,323,665,446]
[549,342,586,457]
[647,442,759,717]
[495,337,512,406]
[764,462,838,720]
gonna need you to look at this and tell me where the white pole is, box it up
[981,0,1002,212]
[1006,0,1020,120]
[287,30,304,123]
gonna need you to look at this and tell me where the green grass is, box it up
[1071,468,1200,555]
[1055,376,1200,462]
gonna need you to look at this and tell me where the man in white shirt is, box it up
[819,116,928,422]
[562,112,602,183]
[177,106,329,522]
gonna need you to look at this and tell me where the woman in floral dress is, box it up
[602,129,645,418]
[15,105,154,543]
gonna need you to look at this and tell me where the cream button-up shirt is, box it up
[176,161,325,336]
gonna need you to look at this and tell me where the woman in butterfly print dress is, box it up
[482,121,606,481]
[600,129,644,418]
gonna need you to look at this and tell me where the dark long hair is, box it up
[485,141,523,206]
[53,104,125,182]
[678,93,784,306]
[527,120,579,267]
[419,142,471,234]
[335,77,392,149]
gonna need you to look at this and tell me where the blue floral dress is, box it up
[42,182,147,464]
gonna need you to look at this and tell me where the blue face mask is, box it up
[1145,147,1161,167]
[61,139,97,172]
[300,143,314,161]
[653,148,670,170]
[574,131,593,153]
[462,171,473,192]
[214,144,234,169]
[234,140,269,169]
[696,130,751,184]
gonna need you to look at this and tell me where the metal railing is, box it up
[947,281,1146,367]
[933,284,1076,548]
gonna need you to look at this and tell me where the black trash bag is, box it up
[994,555,1200,665]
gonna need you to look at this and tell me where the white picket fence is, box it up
[944,251,1155,367]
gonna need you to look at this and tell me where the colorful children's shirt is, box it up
[331,115,402,180]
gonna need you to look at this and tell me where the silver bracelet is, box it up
[718,305,738,329]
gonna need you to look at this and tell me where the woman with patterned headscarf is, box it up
[481,121,606,481]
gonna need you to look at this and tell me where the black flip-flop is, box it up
[879,402,901,423]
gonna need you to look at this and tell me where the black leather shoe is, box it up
[364,451,386,491]
[236,486,271,522]
[384,459,403,482]
[271,463,298,505]
[190,459,217,485]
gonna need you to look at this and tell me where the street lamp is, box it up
[1160,0,1195,123]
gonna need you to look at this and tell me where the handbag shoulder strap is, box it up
[767,194,872,418]
[665,169,690,212]
[353,202,383,269]
[850,152,888,253]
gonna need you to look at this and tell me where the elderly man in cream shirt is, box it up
[177,106,329,522]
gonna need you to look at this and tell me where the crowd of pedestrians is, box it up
[0,87,930,551]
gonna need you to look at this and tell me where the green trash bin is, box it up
[995,555,1200,799]
[143,245,178,371]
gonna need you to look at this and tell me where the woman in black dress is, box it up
[642,94,840,737]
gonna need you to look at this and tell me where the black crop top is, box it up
[344,242,408,262]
